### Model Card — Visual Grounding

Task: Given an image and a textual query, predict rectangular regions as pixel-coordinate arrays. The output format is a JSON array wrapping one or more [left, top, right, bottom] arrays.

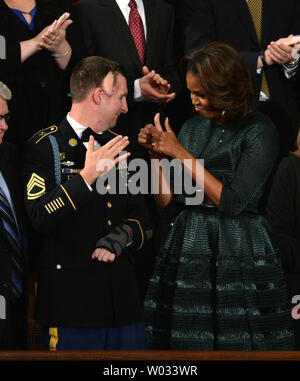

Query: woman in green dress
[[139, 42, 294, 350]]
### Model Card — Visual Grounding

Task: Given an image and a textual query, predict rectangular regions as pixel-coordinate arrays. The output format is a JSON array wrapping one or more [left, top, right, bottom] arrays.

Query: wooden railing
[[0, 350, 299, 361]]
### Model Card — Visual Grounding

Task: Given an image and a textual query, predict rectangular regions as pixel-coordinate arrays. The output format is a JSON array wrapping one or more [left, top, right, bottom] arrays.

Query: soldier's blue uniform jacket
[[23, 118, 153, 328]]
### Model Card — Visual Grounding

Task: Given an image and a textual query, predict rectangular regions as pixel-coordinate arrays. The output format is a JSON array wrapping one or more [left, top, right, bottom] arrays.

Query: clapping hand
[[138, 123, 162, 151], [139, 113, 184, 159], [40, 12, 73, 56], [139, 67, 176, 103], [150, 113, 183, 158], [80, 135, 130, 185], [266, 34, 297, 65]]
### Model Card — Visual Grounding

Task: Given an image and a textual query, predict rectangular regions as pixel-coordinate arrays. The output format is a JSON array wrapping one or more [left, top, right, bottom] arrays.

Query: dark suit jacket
[[0, 142, 29, 348], [181, 0, 300, 134], [23, 119, 153, 327], [70, 0, 181, 157], [266, 155, 300, 348], [0, 0, 72, 145], [266, 155, 300, 298]]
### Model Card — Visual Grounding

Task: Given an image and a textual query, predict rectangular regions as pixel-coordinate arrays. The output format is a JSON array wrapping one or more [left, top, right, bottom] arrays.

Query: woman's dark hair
[[182, 41, 254, 124]]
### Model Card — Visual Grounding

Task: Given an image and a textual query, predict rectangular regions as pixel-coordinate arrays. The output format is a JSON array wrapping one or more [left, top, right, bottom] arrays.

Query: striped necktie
[[247, 0, 270, 97], [0, 185, 23, 300]]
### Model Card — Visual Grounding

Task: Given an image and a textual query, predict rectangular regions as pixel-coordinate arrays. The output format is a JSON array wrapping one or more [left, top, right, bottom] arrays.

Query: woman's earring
[[221, 110, 226, 116]]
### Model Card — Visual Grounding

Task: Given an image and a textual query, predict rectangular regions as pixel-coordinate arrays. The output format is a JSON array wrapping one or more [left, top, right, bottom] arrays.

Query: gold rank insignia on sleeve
[[44, 197, 65, 214], [27, 173, 46, 200]]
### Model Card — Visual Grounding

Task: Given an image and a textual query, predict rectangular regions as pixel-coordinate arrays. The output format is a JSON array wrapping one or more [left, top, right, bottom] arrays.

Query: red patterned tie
[[128, 0, 146, 65]]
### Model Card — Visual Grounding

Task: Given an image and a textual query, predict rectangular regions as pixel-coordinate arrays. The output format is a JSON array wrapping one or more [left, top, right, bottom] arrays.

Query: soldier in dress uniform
[[23, 56, 153, 350]]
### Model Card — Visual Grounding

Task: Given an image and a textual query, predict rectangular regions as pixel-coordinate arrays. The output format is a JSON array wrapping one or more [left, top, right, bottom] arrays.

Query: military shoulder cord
[[48, 135, 61, 185]]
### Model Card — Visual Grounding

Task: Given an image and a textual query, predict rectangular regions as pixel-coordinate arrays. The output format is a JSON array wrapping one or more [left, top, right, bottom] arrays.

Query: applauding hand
[[40, 12, 73, 57], [266, 34, 296, 65], [80, 135, 130, 185], [149, 113, 184, 158], [139, 67, 176, 103]]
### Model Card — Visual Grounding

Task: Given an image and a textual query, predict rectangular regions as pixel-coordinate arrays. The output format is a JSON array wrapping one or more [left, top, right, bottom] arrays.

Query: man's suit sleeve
[[266, 157, 300, 273], [158, 4, 182, 96], [181, 0, 259, 93], [181, 0, 216, 53], [24, 135, 93, 232]]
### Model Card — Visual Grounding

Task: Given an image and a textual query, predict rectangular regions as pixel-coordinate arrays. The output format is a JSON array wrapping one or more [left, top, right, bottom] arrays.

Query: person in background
[[0, 81, 29, 349], [69, 0, 182, 302], [0, 0, 73, 145], [266, 128, 300, 349], [140, 42, 294, 350], [180, 0, 300, 159], [24, 56, 153, 350]]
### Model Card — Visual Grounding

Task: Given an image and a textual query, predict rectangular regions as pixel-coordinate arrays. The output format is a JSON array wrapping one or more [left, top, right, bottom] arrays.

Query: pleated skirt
[[144, 208, 295, 350]]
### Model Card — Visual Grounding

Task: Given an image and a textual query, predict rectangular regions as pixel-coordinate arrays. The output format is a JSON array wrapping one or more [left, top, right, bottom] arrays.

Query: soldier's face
[[100, 73, 128, 130], [0, 97, 8, 145]]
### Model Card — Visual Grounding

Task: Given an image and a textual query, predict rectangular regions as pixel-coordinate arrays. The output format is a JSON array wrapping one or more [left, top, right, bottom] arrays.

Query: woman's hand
[[20, 24, 51, 62], [138, 118, 165, 158], [20, 13, 72, 67], [138, 123, 161, 150], [151, 113, 186, 159], [40, 12, 73, 56]]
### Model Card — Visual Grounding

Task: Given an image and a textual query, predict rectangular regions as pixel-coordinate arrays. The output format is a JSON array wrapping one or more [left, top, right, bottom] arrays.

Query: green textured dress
[[144, 111, 295, 350]]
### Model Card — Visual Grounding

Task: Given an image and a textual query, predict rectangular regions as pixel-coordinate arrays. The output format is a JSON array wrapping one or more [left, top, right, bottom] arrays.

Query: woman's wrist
[[52, 49, 70, 58], [52, 41, 70, 58], [148, 149, 164, 159], [174, 145, 190, 162], [20, 39, 41, 63]]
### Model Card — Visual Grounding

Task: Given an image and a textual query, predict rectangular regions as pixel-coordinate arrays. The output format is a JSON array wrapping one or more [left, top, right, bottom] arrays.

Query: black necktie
[[81, 128, 112, 146]]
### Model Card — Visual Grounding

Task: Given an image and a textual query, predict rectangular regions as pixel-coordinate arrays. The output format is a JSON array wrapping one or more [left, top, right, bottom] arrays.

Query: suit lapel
[[233, 0, 260, 49], [261, 0, 275, 48], [96, 0, 142, 71], [143, 0, 157, 67]]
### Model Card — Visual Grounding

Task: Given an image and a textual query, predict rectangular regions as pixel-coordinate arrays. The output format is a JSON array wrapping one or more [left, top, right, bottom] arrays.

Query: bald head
[[0, 81, 11, 144], [0, 81, 12, 101]]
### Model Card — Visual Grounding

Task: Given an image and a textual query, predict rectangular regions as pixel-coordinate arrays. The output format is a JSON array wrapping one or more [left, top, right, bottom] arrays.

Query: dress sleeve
[[219, 119, 279, 217], [266, 157, 300, 272]]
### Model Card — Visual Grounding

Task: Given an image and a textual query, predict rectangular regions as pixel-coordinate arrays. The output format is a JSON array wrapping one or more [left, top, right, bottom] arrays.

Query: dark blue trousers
[[47, 321, 146, 350]]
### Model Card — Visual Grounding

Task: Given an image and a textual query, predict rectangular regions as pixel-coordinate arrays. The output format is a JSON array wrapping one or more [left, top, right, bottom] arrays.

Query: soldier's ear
[[92, 88, 102, 105]]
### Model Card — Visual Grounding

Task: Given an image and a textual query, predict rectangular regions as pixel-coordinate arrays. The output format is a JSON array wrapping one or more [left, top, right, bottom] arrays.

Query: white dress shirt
[[115, 0, 147, 38], [67, 112, 104, 191], [67, 112, 102, 150]]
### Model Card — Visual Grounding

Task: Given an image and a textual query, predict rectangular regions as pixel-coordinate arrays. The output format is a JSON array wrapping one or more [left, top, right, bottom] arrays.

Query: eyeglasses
[[0, 113, 9, 123]]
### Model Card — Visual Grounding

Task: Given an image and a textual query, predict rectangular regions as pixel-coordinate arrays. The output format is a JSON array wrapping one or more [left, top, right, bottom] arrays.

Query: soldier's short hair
[[70, 56, 126, 103]]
